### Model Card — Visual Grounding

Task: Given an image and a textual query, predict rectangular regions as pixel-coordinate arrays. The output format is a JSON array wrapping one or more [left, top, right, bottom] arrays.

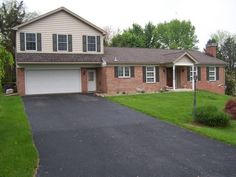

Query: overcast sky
[[6, 0, 236, 50]]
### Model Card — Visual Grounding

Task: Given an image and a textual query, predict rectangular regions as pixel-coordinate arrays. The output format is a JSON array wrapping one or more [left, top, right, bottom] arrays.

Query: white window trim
[[25, 32, 37, 51], [87, 36, 97, 52], [190, 66, 198, 82], [146, 66, 156, 83], [118, 66, 131, 78], [57, 34, 68, 52], [209, 66, 216, 81]]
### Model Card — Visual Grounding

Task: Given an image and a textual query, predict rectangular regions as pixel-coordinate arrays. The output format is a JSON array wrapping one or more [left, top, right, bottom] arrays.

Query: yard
[[0, 95, 38, 177], [108, 91, 236, 146]]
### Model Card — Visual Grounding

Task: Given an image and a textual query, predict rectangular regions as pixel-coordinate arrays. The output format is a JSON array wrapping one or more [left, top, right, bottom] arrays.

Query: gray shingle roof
[[103, 47, 226, 65], [16, 47, 226, 65], [16, 53, 103, 63]]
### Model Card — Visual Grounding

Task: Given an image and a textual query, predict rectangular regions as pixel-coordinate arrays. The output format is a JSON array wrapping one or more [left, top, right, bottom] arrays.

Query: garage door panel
[[25, 69, 81, 95]]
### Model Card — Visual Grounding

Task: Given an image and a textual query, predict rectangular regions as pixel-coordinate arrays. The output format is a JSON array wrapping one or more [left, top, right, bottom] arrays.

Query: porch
[[164, 52, 198, 91]]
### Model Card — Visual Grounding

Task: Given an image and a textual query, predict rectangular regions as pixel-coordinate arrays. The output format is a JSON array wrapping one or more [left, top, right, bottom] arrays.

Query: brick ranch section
[[97, 65, 225, 95]]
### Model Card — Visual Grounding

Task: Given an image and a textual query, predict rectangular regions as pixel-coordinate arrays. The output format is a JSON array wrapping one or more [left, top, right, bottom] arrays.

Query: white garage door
[[25, 69, 81, 95]]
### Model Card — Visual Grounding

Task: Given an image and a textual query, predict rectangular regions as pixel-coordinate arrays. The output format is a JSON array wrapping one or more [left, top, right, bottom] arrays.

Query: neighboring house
[[13, 7, 226, 96]]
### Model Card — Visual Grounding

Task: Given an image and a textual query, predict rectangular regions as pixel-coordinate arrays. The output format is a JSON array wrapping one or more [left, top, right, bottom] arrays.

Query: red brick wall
[[16, 68, 25, 96], [104, 66, 163, 94], [196, 65, 225, 94], [184, 65, 225, 94], [97, 67, 107, 93], [81, 68, 88, 93], [102, 65, 225, 95]]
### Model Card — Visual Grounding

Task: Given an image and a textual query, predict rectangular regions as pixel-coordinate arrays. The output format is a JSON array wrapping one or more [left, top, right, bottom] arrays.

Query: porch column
[[173, 65, 176, 90], [192, 65, 195, 90]]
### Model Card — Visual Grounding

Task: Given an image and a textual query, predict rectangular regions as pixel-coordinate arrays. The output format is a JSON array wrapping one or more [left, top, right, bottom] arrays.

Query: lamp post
[[193, 73, 198, 119]]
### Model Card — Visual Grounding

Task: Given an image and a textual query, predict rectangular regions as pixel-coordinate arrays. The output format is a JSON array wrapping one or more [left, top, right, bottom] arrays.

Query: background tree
[[111, 23, 145, 48], [210, 31, 236, 95], [110, 19, 198, 49], [156, 19, 198, 49], [0, 0, 39, 83], [103, 26, 119, 47], [0, 44, 14, 90]]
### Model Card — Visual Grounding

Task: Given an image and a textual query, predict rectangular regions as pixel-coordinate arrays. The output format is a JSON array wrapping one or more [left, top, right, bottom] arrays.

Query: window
[[87, 36, 96, 51], [190, 67, 198, 81], [58, 35, 68, 51], [118, 66, 130, 78], [146, 66, 155, 83], [209, 66, 216, 81], [26, 33, 36, 50]]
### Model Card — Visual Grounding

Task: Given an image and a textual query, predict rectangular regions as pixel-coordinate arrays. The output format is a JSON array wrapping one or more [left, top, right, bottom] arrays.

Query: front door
[[166, 68, 173, 87], [87, 70, 96, 92]]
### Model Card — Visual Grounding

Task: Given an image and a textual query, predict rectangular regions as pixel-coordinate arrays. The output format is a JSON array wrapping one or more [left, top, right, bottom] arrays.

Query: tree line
[[106, 20, 199, 50]]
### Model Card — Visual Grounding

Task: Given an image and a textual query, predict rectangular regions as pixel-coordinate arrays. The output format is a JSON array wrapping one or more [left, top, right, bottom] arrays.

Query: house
[[13, 7, 226, 96]]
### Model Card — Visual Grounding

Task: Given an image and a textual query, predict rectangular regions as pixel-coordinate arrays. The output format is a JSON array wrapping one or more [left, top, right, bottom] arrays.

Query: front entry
[[87, 70, 96, 92]]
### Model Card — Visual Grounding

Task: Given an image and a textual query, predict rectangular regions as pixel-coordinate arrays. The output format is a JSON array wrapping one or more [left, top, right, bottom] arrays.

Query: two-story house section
[[14, 7, 226, 96], [14, 7, 106, 95]]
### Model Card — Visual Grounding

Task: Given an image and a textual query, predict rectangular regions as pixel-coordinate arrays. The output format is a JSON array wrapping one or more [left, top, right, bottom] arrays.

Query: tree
[[210, 31, 236, 95], [103, 26, 119, 47], [156, 19, 198, 49], [0, 0, 39, 83], [110, 20, 198, 50], [0, 45, 14, 89], [111, 23, 146, 48]]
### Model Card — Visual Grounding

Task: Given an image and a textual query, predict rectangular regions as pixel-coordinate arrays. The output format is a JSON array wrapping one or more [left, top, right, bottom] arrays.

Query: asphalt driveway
[[23, 94, 236, 177]]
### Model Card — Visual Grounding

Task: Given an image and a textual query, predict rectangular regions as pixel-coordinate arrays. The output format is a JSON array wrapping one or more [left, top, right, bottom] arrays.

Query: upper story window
[[20, 32, 41, 51], [52, 34, 72, 52], [87, 36, 96, 51], [208, 66, 216, 81], [58, 35, 68, 51], [82, 35, 101, 53], [146, 66, 156, 83], [118, 66, 130, 78], [26, 33, 36, 50]]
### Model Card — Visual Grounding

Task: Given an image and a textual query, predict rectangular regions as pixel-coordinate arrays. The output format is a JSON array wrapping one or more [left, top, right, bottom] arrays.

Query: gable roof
[[12, 7, 106, 35], [103, 47, 226, 65]]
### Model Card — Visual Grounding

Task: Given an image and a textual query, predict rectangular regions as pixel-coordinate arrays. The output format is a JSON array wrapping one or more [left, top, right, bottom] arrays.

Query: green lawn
[[0, 95, 38, 177], [108, 91, 236, 146]]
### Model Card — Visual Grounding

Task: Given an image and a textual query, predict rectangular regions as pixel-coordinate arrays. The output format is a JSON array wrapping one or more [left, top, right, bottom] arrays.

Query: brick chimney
[[205, 41, 217, 57]]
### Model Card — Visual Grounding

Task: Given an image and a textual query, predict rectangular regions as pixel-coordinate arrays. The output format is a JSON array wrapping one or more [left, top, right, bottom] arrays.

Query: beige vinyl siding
[[16, 11, 104, 54]]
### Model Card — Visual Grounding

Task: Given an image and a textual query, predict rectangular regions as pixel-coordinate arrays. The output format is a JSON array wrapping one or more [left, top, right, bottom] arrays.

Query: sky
[[5, 0, 236, 51]]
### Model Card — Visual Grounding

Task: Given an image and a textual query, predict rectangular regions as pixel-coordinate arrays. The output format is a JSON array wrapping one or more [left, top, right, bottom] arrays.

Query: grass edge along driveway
[[108, 91, 236, 146], [0, 95, 38, 177]]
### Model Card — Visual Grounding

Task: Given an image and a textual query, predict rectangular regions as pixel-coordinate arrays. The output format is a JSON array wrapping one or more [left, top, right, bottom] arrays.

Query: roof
[[16, 53, 103, 63], [16, 47, 226, 65], [12, 7, 106, 35], [103, 47, 226, 65]]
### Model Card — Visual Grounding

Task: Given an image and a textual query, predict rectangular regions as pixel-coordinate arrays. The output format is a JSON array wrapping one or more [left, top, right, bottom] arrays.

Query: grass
[[108, 91, 236, 146], [0, 95, 38, 177]]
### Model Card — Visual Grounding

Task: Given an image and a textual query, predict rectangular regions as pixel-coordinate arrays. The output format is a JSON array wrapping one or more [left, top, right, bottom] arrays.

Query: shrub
[[194, 106, 230, 127], [225, 99, 236, 120], [225, 73, 236, 95]]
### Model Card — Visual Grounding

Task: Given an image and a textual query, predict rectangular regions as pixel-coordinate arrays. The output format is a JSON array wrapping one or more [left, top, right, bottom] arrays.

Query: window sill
[[118, 77, 131, 79], [146, 82, 157, 84]]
